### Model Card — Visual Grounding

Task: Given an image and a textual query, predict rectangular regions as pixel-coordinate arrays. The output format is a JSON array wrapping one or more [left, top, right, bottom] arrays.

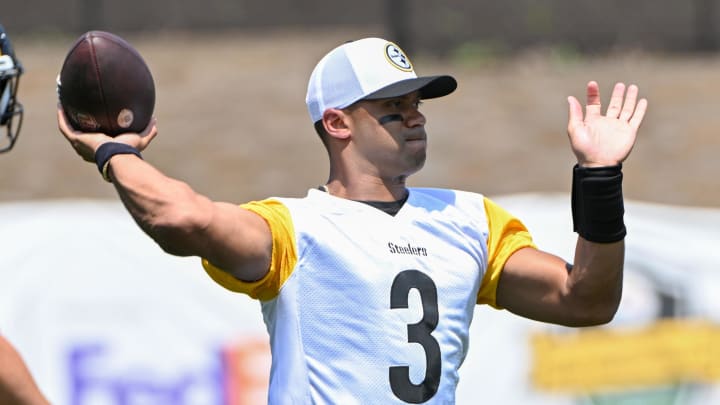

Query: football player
[[0, 24, 50, 405], [58, 37, 647, 403], [0, 23, 23, 153]]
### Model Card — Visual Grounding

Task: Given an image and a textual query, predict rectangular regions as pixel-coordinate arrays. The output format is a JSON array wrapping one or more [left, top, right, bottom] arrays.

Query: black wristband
[[571, 164, 626, 243], [94, 142, 142, 182]]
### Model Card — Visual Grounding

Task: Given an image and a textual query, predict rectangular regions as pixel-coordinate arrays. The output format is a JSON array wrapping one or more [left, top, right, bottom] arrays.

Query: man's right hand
[[57, 104, 158, 163]]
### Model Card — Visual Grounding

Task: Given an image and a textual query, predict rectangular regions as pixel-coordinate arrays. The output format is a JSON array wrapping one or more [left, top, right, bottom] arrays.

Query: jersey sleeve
[[477, 197, 537, 308], [201, 199, 298, 301]]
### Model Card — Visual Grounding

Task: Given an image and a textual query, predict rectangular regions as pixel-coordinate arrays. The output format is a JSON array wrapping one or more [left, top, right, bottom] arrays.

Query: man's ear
[[322, 108, 351, 140]]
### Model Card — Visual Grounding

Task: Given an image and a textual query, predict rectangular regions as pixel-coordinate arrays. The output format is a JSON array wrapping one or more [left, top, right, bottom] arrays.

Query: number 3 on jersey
[[389, 269, 441, 403]]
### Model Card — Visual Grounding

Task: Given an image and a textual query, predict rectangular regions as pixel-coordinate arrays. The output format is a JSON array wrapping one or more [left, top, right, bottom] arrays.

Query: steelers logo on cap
[[384, 42, 413, 72]]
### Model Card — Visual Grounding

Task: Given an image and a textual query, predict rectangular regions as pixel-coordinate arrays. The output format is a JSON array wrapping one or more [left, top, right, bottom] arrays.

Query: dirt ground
[[1, 28, 719, 208]]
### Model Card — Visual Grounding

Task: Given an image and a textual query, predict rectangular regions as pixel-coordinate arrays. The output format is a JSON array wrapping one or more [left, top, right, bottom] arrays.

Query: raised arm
[[57, 106, 272, 282], [496, 81, 648, 327]]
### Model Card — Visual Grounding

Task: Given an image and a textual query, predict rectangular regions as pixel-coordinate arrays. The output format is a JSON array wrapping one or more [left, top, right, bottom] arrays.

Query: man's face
[[344, 91, 428, 180]]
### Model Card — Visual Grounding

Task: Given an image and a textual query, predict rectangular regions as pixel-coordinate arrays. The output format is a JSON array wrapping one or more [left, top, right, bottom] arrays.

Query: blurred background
[[1, 1, 719, 405], [2, 0, 720, 205]]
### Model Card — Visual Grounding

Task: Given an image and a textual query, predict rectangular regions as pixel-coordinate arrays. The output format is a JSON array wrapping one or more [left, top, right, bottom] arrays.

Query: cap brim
[[363, 75, 457, 100]]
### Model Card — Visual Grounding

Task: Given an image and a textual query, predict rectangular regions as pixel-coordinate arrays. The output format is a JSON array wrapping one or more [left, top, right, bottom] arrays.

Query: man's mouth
[[405, 133, 426, 142]]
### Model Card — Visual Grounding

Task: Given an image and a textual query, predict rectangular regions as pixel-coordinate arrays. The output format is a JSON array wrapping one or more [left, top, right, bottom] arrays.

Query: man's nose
[[404, 108, 426, 127]]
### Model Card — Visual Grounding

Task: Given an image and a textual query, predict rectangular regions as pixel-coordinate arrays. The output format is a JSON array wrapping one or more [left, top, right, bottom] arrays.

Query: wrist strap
[[571, 164, 626, 243], [94, 142, 142, 182]]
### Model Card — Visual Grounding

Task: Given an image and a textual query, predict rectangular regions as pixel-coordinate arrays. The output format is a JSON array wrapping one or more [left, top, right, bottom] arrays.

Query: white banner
[[1, 195, 719, 405]]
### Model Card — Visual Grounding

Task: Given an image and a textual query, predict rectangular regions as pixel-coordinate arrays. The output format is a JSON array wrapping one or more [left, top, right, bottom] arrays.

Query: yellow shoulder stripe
[[478, 197, 536, 308], [202, 199, 297, 301]]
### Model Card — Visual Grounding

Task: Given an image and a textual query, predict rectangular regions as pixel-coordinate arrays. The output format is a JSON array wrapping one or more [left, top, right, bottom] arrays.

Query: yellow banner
[[530, 318, 720, 393]]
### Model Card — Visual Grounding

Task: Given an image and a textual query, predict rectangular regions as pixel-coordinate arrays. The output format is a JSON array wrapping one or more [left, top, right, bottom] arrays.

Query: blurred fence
[[4, 0, 720, 54]]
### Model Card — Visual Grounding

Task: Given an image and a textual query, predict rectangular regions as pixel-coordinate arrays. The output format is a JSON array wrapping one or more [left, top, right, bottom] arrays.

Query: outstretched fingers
[[618, 84, 639, 121], [628, 97, 648, 130], [605, 82, 627, 118], [582, 81, 647, 129], [584, 81, 602, 118]]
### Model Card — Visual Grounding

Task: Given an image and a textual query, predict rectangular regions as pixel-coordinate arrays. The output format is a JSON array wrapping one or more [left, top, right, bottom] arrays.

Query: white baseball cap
[[305, 37, 457, 123]]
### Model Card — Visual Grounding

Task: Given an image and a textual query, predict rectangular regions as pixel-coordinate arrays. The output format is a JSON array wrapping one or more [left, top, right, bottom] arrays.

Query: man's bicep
[[202, 201, 273, 282], [479, 196, 536, 307], [495, 247, 573, 323]]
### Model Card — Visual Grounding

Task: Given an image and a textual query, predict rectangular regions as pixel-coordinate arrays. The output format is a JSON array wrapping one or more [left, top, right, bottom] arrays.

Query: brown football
[[58, 31, 155, 136]]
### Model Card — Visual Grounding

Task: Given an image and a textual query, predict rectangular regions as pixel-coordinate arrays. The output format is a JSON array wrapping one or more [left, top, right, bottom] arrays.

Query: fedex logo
[[66, 338, 269, 405]]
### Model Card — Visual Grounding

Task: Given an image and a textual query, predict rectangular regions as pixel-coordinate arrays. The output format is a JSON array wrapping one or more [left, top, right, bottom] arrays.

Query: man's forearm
[[108, 154, 213, 257], [567, 238, 625, 324]]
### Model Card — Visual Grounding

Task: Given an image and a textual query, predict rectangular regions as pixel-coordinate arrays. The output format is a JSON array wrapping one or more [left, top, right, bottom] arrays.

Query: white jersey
[[203, 187, 534, 404]]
